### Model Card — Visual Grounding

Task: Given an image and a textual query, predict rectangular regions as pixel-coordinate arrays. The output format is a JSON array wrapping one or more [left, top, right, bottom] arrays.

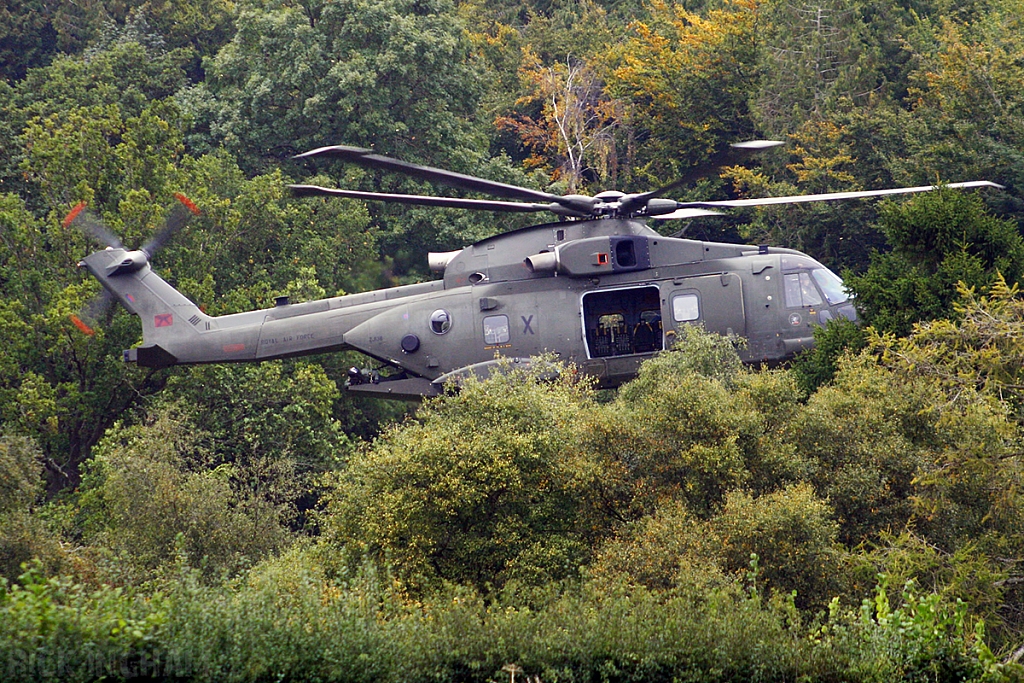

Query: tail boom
[[78, 248, 445, 368]]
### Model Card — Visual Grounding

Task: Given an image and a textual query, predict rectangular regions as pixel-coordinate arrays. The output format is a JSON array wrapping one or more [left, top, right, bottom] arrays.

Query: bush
[[321, 361, 608, 590], [74, 408, 295, 581], [589, 484, 842, 609], [0, 437, 64, 581], [2, 553, 1017, 683]]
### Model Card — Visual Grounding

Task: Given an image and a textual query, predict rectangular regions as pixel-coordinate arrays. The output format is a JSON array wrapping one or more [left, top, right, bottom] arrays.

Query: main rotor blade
[[289, 184, 561, 213], [294, 146, 596, 215], [676, 181, 1004, 210], [618, 140, 785, 215], [652, 208, 726, 220]]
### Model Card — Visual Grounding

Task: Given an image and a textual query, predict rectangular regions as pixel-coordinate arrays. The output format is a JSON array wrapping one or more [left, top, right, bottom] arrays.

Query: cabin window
[[783, 272, 823, 308], [483, 315, 510, 344], [582, 286, 663, 358], [672, 293, 699, 322], [430, 309, 452, 335]]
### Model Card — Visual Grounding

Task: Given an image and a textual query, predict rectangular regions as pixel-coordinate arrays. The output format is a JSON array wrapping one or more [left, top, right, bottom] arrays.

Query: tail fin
[[78, 247, 211, 367]]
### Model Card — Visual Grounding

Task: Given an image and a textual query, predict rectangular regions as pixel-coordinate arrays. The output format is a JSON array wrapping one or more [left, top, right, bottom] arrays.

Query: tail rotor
[[65, 194, 201, 336]]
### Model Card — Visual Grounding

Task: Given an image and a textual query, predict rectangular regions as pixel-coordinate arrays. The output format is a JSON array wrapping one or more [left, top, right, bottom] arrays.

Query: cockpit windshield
[[811, 268, 849, 305]]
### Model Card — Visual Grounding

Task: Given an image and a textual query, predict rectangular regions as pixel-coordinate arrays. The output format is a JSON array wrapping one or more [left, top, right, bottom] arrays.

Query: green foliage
[[1, 36, 192, 174], [791, 317, 869, 393], [590, 483, 842, 609], [4, 0, 1024, 669], [0, 562, 170, 683], [0, 437, 66, 581], [710, 484, 841, 607], [0, 436, 43, 514], [602, 0, 761, 185], [851, 532, 1010, 644], [322, 362, 604, 590], [0, 0, 60, 82], [321, 330, 828, 600], [73, 406, 296, 581], [754, 0, 901, 136], [587, 500, 728, 592], [1, 98, 376, 491], [608, 356, 755, 516], [862, 286, 1024, 642], [848, 188, 1024, 336], [0, 512, 66, 585], [652, 322, 747, 387], [164, 158, 377, 309], [1, 554, 1015, 683], [165, 361, 351, 472], [607, 328, 807, 514], [788, 356, 935, 545], [194, 0, 484, 170]]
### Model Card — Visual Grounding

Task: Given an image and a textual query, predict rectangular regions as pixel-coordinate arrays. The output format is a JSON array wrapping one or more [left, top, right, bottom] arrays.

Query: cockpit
[[779, 255, 857, 323]]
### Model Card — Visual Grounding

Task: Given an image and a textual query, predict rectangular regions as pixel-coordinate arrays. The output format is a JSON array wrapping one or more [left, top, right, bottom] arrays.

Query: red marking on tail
[[63, 202, 87, 229], [70, 315, 94, 336], [173, 193, 201, 215]]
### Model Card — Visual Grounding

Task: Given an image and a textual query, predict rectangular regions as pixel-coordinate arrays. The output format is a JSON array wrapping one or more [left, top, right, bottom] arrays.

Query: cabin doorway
[[582, 286, 663, 358]]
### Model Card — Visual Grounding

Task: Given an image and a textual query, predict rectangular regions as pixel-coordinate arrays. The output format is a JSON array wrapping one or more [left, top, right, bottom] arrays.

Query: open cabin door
[[582, 286, 664, 359], [580, 285, 664, 386]]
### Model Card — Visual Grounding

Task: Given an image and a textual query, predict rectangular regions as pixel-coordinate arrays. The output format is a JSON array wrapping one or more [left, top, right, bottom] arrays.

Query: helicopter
[[73, 140, 1002, 400]]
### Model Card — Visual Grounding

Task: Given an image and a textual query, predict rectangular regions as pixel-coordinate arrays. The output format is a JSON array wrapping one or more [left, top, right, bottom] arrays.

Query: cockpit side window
[[783, 272, 823, 308]]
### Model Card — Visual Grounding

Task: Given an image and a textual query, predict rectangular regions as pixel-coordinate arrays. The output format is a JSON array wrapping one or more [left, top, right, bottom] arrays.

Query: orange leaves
[[497, 51, 622, 191]]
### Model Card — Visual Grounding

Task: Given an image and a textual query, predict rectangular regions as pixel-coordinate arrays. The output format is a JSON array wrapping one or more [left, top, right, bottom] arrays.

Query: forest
[[2, 0, 1024, 680]]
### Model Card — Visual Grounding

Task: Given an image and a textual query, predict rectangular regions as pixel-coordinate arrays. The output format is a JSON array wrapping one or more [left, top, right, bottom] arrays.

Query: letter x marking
[[522, 315, 535, 334]]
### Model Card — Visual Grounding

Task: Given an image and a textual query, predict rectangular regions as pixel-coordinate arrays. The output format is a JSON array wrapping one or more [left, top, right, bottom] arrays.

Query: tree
[[591, 484, 842, 609], [846, 188, 1023, 336], [2, 84, 378, 494], [496, 54, 621, 190], [0, 436, 64, 580], [754, 0, 894, 135], [321, 362, 611, 590], [0, 185, 168, 494], [74, 407, 297, 580], [192, 0, 485, 171], [603, 0, 761, 186], [897, 0, 1024, 194], [0, 0, 60, 83], [0, 38, 192, 202]]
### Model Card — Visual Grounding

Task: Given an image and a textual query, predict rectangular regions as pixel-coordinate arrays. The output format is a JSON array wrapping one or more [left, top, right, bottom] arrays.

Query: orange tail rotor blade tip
[[173, 193, 201, 215], [63, 202, 87, 229], [70, 315, 95, 336]]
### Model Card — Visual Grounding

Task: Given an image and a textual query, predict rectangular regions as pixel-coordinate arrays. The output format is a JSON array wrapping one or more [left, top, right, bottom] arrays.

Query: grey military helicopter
[[72, 141, 1001, 399]]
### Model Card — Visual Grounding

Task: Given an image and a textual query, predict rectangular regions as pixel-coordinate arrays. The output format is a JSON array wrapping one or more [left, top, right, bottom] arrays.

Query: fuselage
[[81, 217, 855, 399]]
